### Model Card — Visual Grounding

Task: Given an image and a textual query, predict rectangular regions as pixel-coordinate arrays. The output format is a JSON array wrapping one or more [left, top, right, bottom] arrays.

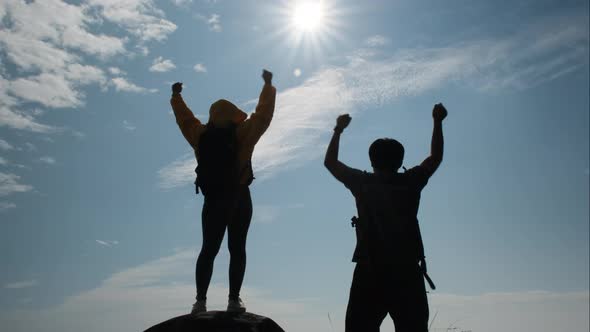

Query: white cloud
[[111, 77, 157, 93], [157, 153, 195, 189], [0, 249, 586, 332], [122, 120, 137, 131], [0, 201, 17, 211], [87, 0, 177, 42], [136, 45, 150, 56], [0, 0, 126, 70], [8, 71, 99, 109], [0, 76, 57, 133], [0, 35, 79, 73], [3, 280, 39, 289], [107, 67, 125, 76], [158, 12, 589, 187], [24, 143, 36, 152], [0, 249, 309, 332], [149, 56, 176, 72], [0, 172, 33, 196], [253, 205, 280, 224], [366, 35, 389, 47], [193, 63, 208, 73], [207, 14, 222, 32], [95, 240, 119, 247], [39, 156, 56, 165], [0, 139, 14, 151], [0, 0, 175, 134], [196, 13, 222, 32], [425, 291, 589, 332], [170, 0, 193, 7]]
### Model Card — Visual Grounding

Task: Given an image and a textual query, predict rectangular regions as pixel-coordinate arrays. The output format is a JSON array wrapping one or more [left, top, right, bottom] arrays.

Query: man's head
[[369, 138, 405, 172]]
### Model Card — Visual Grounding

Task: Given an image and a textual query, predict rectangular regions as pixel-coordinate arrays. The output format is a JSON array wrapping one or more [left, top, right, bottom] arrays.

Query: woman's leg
[[196, 195, 229, 301], [227, 186, 253, 299]]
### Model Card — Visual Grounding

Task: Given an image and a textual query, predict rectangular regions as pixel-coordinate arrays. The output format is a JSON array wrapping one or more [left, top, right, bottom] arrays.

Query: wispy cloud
[[0, 249, 587, 332], [95, 240, 119, 247], [158, 12, 589, 188], [0, 77, 57, 133], [0, 250, 309, 331], [122, 120, 137, 131], [39, 156, 56, 165], [3, 280, 39, 289], [111, 77, 157, 93], [87, 0, 177, 42], [8, 68, 106, 108], [0, 172, 33, 196], [24, 143, 37, 152], [196, 13, 222, 32], [149, 56, 176, 72], [365, 35, 389, 47], [107, 67, 125, 76], [170, 0, 193, 7], [253, 205, 280, 224], [0, 201, 17, 211], [427, 291, 589, 332], [157, 153, 195, 189], [193, 63, 208, 73], [0, 139, 15, 151]]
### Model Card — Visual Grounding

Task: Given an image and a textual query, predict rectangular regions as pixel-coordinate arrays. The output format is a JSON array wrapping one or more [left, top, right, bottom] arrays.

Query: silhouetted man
[[324, 104, 448, 332], [170, 70, 276, 314]]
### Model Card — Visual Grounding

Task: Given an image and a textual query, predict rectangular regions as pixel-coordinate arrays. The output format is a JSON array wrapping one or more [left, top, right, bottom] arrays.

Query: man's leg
[[227, 186, 253, 300], [345, 263, 388, 332], [389, 266, 429, 332], [196, 195, 229, 301]]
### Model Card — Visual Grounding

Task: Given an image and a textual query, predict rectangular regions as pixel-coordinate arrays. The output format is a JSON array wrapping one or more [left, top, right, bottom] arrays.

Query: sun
[[268, 0, 345, 63], [292, 2, 324, 32]]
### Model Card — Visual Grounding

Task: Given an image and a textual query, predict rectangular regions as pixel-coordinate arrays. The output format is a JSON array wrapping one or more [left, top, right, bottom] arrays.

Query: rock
[[144, 311, 286, 332]]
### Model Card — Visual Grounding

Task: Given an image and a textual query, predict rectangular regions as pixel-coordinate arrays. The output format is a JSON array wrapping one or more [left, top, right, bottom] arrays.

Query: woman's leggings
[[196, 186, 252, 301]]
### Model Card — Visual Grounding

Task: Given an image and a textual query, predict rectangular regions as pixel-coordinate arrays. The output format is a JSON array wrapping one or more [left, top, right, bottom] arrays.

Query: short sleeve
[[405, 165, 431, 190], [338, 166, 366, 195]]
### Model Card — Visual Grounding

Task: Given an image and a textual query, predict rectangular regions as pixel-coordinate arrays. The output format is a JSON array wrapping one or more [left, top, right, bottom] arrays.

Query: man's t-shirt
[[338, 166, 431, 264]]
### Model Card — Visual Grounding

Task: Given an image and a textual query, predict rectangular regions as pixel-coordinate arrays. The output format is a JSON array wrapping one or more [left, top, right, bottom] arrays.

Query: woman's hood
[[208, 99, 247, 126]]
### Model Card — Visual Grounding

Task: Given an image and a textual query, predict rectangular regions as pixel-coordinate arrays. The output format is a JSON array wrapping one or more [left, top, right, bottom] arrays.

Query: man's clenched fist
[[433, 103, 448, 122], [172, 82, 183, 95], [336, 114, 352, 132], [262, 70, 273, 85]]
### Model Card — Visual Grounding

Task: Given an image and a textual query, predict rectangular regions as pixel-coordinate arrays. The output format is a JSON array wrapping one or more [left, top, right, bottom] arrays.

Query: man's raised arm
[[324, 114, 354, 183], [170, 82, 206, 149], [420, 103, 448, 176]]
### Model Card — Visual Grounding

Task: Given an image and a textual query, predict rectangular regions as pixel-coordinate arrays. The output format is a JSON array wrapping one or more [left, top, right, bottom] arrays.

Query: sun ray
[[245, 0, 352, 74]]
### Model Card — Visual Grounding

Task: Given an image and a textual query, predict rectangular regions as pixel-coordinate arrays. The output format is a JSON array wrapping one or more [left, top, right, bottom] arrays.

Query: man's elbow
[[323, 159, 331, 169], [431, 155, 443, 168], [324, 158, 336, 171], [428, 155, 443, 173]]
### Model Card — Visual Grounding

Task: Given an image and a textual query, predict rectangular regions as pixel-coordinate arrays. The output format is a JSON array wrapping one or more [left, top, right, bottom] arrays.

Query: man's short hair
[[369, 138, 405, 171]]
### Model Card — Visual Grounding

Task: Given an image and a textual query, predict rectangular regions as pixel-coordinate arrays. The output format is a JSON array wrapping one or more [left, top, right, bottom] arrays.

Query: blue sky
[[0, 0, 588, 331]]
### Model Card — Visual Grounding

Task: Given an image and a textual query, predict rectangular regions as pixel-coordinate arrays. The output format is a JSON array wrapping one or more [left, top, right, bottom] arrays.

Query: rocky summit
[[145, 311, 286, 332]]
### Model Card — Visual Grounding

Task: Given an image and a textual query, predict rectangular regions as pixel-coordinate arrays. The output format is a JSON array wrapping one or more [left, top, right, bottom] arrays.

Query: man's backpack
[[352, 171, 436, 289], [195, 123, 240, 196]]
